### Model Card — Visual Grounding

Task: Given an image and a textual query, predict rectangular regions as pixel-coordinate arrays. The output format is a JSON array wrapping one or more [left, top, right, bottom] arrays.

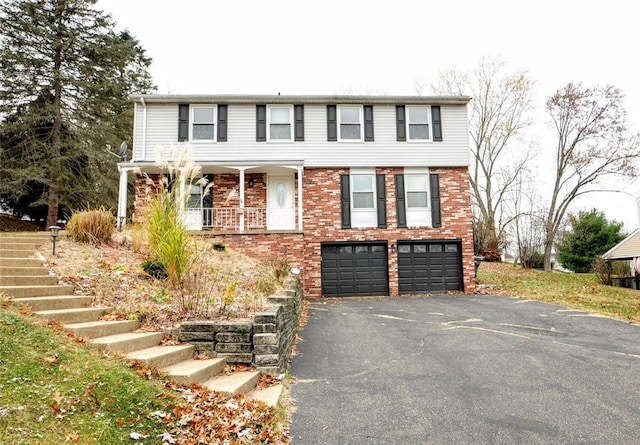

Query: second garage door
[[398, 240, 463, 294], [321, 243, 389, 297]]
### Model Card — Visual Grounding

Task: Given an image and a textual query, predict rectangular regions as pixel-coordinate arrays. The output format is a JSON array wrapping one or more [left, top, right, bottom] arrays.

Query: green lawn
[[477, 262, 640, 323], [0, 304, 289, 445]]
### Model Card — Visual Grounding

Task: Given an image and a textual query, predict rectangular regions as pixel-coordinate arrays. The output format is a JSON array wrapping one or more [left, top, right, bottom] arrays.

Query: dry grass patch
[[39, 229, 289, 331]]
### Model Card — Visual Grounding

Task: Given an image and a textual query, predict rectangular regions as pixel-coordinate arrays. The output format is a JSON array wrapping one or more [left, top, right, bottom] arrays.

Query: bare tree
[[431, 55, 535, 254], [506, 170, 546, 268], [543, 82, 640, 271]]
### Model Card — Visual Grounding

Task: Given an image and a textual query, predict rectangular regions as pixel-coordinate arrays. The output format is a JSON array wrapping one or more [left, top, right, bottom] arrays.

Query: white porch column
[[297, 166, 303, 231], [177, 167, 187, 225], [238, 168, 246, 232], [117, 166, 129, 230]]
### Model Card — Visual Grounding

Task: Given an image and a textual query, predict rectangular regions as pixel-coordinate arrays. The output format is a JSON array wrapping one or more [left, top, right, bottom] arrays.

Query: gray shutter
[[432, 105, 442, 142], [376, 174, 386, 228], [430, 173, 441, 227], [256, 104, 266, 142], [294, 104, 304, 141], [178, 104, 189, 141], [364, 105, 374, 141], [340, 174, 351, 229], [327, 105, 337, 141], [217, 104, 227, 142], [395, 174, 406, 228], [396, 105, 406, 141]]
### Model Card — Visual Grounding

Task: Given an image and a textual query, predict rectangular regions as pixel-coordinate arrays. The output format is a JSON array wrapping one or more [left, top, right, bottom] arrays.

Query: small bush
[[592, 256, 612, 285], [142, 259, 168, 280], [66, 208, 116, 244]]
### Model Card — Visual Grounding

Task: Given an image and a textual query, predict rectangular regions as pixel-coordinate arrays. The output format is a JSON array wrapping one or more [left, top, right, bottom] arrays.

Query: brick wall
[[302, 167, 475, 298]]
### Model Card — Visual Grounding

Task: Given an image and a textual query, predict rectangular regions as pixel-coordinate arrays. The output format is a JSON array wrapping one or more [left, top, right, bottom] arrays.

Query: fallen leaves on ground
[[163, 382, 290, 445]]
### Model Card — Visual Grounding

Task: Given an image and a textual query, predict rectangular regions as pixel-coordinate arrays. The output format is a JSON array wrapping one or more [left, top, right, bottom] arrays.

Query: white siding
[[133, 102, 470, 167]]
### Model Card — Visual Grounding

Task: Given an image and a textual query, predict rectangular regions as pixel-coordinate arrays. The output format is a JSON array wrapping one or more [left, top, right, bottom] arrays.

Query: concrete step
[[0, 258, 43, 268], [0, 284, 75, 298], [0, 249, 39, 258], [126, 344, 196, 370], [0, 242, 41, 251], [204, 371, 261, 397], [247, 384, 284, 408], [0, 233, 51, 240], [0, 275, 58, 286], [0, 266, 49, 276], [11, 295, 93, 311], [66, 319, 141, 340], [91, 331, 165, 353], [160, 357, 227, 386], [35, 306, 111, 324]]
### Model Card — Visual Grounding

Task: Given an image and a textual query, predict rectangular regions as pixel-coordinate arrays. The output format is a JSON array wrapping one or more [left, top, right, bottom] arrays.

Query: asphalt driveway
[[289, 295, 640, 444]]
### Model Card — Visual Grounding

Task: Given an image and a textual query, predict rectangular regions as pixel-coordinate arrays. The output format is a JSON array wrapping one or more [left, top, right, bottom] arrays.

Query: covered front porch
[[117, 160, 304, 233]]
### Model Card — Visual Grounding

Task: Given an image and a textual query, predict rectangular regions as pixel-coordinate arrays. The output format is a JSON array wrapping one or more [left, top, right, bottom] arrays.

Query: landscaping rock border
[[178, 277, 303, 375]]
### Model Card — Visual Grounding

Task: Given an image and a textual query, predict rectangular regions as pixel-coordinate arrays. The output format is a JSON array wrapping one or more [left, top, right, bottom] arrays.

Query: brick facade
[[301, 167, 475, 298], [132, 165, 475, 299]]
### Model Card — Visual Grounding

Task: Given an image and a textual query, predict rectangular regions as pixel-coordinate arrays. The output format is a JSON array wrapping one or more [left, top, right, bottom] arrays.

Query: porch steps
[[0, 232, 282, 407]]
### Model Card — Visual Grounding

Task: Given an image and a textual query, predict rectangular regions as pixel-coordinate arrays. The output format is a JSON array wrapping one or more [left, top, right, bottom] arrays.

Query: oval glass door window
[[276, 183, 286, 208]]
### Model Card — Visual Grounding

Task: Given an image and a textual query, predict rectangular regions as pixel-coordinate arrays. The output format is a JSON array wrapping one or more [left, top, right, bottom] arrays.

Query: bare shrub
[[66, 208, 115, 244]]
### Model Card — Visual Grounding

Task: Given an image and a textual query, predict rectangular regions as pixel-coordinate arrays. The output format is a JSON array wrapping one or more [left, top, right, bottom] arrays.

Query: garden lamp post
[[48, 225, 61, 256]]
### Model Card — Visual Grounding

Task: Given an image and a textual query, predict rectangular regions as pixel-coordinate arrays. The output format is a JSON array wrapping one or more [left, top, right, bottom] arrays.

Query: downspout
[[297, 166, 303, 231]]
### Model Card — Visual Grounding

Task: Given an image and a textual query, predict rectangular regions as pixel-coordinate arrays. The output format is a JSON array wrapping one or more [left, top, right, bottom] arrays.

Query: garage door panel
[[398, 241, 462, 294], [322, 243, 389, 297]]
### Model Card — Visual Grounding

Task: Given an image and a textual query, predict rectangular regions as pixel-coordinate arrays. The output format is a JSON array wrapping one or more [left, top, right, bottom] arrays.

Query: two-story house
[[116, 94, 475, 298]]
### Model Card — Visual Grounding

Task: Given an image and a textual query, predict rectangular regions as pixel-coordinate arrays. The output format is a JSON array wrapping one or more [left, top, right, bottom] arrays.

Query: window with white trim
[[405, 169, 431, 227], [191, 106, 216, 141], [339, 106, 363, 141], [407, 106, 431, 141], [268, 105, 293, 141], [351, 170, 376, 227]]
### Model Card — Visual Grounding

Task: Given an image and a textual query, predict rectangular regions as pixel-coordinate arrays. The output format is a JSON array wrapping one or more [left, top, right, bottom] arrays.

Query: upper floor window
[[191, 106, 216, 141], [268, 106, 293, 141], [396, 105, 442, 142], [407, 106, 430, 141], [339, 106, 363, 141]]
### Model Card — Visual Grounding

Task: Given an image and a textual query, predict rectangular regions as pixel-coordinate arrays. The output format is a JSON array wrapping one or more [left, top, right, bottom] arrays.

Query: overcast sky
[[97, 0, 640, 230]]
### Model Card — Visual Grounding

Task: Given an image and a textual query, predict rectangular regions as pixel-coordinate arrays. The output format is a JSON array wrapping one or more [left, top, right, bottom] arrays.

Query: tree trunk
[[46, 186, 59, 228]]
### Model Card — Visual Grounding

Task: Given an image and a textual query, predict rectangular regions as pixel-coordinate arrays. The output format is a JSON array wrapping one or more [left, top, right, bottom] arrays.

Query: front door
[[267, 175, 295, 230]]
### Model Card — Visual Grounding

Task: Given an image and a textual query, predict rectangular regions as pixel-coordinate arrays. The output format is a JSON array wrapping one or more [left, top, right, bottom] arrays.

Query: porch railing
[[202, 207, 266, 230]]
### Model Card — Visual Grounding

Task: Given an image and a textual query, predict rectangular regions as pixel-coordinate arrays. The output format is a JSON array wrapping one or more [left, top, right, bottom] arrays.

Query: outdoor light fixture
[[390, 243, 396, 253], [119, 216, 125, 231], [248, 178, 255, 188], [48, 225, 61, 256]]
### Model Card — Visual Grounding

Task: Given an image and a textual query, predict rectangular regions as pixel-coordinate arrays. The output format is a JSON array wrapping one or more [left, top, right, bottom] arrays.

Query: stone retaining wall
[[178, 278, 303, 375]]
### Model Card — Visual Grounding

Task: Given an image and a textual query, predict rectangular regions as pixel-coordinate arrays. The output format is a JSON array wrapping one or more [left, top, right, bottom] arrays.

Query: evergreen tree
[[556, 209, 625, 273], [0, 0, 154, 226]]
